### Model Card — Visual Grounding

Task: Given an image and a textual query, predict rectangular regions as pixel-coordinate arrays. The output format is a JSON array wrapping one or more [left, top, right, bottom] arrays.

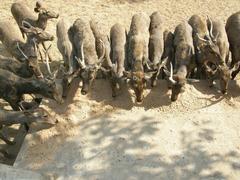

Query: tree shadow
[[190, 80, 240, 109], [190, 80, 222, 97], [191, 79, 240, 98], [15, 111, 240, 179]]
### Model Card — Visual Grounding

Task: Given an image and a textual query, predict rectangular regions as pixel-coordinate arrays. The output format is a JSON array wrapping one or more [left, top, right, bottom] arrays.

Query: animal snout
[[81, 89, 88, 95], [221, 89, 227, 94], [136, 95, 143, 103], [136, 99, 143, 104], [171, 95, 178, 102]]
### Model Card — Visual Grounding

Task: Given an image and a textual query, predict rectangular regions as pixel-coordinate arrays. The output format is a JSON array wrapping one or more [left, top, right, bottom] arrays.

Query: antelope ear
[[144, 71, 156, 80], [123, 71, 131, 79], [34, 7, 40, 13], [34, 1, 43, 12], [145, 59, 154, 71], [100, 67, 111, 74], [50, 70, 58, 79], [231, 61, 240, 72], [44, 77, 53, 84], [36, 1, 43, 8]]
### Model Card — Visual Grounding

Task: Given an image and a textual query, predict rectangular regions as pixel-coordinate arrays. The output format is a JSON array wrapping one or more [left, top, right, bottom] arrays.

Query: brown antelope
[[0, 66, 63, 111], [90, 20, 112, 70], [226, 11, 240, 80], [124, 13, 163, 103], [57, 18, 74, 74], [0, 21, 54, 78], [69, 18, 105, 95], [188, 15, 219, 79], [164, 21, 195, 101], [148, 11, 165, 87], [204, 17, 239, 94], [109, 23, 127, 97], [11, 1, 58, 61]]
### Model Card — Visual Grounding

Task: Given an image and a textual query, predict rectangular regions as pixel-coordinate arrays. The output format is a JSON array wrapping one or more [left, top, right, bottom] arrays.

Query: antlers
[[197, 16, 219, 43], [97, 39, 106, 67], [75, 39, 106, 69], [17, 42, 28, 59], [169, 62, 177, 84], [75, 41, 86, 69], [207, 16, 219, 42], [44, 44, 53, 76]]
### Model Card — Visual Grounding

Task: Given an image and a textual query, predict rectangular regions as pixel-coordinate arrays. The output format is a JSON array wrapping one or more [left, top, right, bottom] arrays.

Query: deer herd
[[0, 1, 240, 158]]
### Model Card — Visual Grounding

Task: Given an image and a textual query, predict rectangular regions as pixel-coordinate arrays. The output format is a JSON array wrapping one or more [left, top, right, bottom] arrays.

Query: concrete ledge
[[0, 164, 48, 180]]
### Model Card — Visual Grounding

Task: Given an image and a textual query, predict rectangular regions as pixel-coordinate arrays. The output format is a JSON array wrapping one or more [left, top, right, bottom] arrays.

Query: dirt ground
[[1, 0, 240, 179]]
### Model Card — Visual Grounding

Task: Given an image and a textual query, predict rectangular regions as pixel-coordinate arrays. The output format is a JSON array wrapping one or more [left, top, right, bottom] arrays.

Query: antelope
[[124, 13, 159, 103], [204, 17, 239, 94], [164, 21, 195, 101], [226, 11, 240, 80], [188, 15, 221, 79], [161, 30, 175, 80], [162, 30, 175, 67], [109, 23, 127, 97], [11, 1, 59, 36], [0, 55, 35, 78], [0, 21, 54, 78], [69, 18, 105, 95], [57, 18, 74, 74], [148, 11, 165, 87], [90, 20, 112, 70], [11, 1, 58, 61], [0, 68, 63, 111]]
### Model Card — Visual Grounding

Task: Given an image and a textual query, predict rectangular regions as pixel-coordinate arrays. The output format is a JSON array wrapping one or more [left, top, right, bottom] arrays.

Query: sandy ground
[[1, 0, 240, 179], [15, 79, 240, 179]]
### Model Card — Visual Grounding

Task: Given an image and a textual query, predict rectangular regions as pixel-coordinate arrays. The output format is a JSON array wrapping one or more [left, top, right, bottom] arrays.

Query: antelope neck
[[17, 79, 46, 95]]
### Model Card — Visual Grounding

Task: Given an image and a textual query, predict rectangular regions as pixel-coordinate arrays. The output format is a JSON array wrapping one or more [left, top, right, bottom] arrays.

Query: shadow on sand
[[15, 110, 240, 179]]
